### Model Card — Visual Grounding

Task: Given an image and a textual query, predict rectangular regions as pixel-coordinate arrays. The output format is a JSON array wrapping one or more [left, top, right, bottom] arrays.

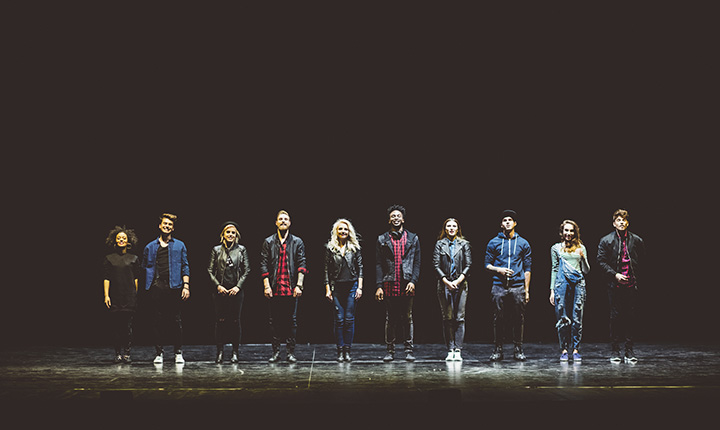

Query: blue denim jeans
[[332, 281, 358, 347], [554, 258, 586, 352], [437, 281, 468, 351]]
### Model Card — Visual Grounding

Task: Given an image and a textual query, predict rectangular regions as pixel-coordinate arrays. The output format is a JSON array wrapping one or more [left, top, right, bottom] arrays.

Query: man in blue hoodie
[[484, 209, 532, 361]]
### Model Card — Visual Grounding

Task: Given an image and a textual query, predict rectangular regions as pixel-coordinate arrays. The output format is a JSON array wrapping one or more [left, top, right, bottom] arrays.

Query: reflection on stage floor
[[2, 342, 718, 423]]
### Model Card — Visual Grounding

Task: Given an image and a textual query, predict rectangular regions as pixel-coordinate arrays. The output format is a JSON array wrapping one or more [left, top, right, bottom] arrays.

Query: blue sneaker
[[560, 351, 569, 362], [573, 352, 582, 362]]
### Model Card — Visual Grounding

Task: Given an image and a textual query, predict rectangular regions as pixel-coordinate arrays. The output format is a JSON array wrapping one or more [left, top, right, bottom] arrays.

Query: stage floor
[[2, 342, 718, 423]]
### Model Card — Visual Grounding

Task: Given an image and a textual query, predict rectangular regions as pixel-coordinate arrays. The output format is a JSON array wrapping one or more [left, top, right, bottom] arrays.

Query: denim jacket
[[141, 237, 190, 290]]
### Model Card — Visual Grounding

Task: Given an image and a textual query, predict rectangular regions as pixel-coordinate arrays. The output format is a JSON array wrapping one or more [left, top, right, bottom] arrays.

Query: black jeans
[[268, 295, 298, 351], [384, 295, 414, 353], [149, 279, 183, 354], [213, 290, 244, 351], [608, 287, 638, 350], [491, 285, 526, 347], [109, 310, 134, 355]]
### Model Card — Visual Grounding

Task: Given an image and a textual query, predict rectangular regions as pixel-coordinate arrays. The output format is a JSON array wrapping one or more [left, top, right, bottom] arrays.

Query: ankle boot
[[343, 345, 352, 362], [336, 346, 345, 362]]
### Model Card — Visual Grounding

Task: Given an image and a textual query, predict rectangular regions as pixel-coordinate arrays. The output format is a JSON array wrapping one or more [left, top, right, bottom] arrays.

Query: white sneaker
[[454, 349, 462, 361], [153, 353, 163, 364], [445, 351, 455, 361], [175, 352, 185, 364]]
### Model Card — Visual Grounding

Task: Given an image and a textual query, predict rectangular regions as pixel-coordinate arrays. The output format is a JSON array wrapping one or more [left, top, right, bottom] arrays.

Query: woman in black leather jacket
[[324, 218, 363, 362], [432, 218, 472, 361], [207, 221, 250, 363]]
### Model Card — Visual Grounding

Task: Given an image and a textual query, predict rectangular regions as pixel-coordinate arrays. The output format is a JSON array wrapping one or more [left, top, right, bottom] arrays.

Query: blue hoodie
[[484, 232, 532, 288]]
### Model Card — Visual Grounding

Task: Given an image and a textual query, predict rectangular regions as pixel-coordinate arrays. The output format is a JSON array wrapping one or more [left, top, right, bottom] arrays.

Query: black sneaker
[[624, 348, 637, 363]]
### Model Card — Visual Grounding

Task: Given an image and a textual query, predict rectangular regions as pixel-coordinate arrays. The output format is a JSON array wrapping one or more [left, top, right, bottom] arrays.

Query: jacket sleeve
[[411, 237, 421, 285], [295, 238, 308, 275], [235, 247, 250, 290], [375, 238, 384, 288], [596, 237, 616, 279], [484, 240, 496, 270], [260, 239, 270, 279], [550, 245, 559, 290], [522, 242, 532, 274], [207, 247, 221, 287], [356, 249, 364, 280], [180, 242, 190, 278], [433, 241, 446, 280], [462, 241, 472, 278], [323, 245, 331, 286]]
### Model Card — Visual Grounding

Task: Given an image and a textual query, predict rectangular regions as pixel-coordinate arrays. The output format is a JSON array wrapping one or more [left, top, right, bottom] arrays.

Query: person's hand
[[405, 283, 415, 294], [217, 285, 228, 295], [375, 287, 384, 301], [104, 296, 111, 308], [181, 287, 190, 301], [497, 267, 514, 277], [549, 289, 555, 306], [355, 288, 363, 300], [264, 285, 273, 298], [228, 287, 240, 296], [525, 290, 530, 304], [615, 273, 629, 283], [325, 285, 333, 303], [443, 278, 457, 291], [293, 286, 303, 298]]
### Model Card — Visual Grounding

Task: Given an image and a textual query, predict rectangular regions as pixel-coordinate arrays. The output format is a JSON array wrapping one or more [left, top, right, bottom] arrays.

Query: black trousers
[[384, 295, 414, 353], [213, 290, 244, 350], [268, 295, 298, 351], [149, 279, 183, 354], [491, 285, 526, 347], [608, 287, 638, 350], [109, 310, 134, 355]]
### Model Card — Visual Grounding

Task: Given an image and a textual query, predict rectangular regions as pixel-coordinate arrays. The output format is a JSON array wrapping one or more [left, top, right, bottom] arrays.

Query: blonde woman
[[550, 220, 590, 362], [324, 219, 363, 362]]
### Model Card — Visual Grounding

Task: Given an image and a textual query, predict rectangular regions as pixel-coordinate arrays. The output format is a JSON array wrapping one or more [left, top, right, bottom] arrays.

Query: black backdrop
[[3, 4, 716, 349]]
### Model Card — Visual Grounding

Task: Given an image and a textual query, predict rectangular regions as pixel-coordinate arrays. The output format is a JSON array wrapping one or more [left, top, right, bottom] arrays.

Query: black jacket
[[375, 230, 421, 287], [260, 233, 308, 289], [323, 244, 363, 290], [597, 230, 645, 289], [432, 237, 472, 283], [207, 243, 250, 292]]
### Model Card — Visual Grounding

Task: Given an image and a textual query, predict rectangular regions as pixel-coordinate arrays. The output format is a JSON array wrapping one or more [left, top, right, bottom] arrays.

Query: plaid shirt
[[384, 231, 412, 297], [274, 241, 293, 296]]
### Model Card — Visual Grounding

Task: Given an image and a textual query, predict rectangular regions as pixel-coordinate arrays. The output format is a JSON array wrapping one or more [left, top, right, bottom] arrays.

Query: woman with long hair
[[324, 218, 363, 362], [207, 221, 250, 364], [103, 225, 140, 363], [550, 220, 590, 362], [432, 218, 472, 361]]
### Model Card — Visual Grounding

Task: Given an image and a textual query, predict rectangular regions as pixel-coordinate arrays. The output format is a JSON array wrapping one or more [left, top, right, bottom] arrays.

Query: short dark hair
[[387, 204, 406, 219]]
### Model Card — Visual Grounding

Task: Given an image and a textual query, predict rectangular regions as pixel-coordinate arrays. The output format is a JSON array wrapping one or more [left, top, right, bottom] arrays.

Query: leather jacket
[[207, 242, 250, 292], [260, 232, 308, 289], [323, 244, 364, 290], [597, 230, 645, 289], [432, 237, 472, 283], [375, 230, 421, 287]]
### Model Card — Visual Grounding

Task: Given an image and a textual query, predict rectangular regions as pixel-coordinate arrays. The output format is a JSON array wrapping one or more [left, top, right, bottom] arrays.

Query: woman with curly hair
[[324, 218, 363, 362], [549, 220, 590, 362], [103, 225, 140, 363]]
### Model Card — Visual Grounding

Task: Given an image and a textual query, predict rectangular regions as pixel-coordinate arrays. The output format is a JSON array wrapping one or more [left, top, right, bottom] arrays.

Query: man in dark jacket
[[260, 210, 308, 363], [597, 209, 646, 363], [375, 205, 421, 362]]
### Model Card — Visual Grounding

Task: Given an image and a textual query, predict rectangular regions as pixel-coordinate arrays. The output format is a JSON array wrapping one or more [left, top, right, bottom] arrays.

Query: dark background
[[3, 4, 716, 349]]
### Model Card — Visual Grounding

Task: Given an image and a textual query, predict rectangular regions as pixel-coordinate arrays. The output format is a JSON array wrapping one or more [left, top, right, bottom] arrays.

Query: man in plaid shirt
[[261, 210, 307, 363], [375, 205, 421, 362]]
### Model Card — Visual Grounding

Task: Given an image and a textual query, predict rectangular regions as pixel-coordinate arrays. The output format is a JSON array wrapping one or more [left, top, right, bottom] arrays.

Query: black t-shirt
[[156, 245, 170, 282]]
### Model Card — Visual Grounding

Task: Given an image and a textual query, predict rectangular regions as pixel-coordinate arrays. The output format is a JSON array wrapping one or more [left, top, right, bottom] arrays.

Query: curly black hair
[[105, 225, 139, 249], [386, 204, 406, 219]]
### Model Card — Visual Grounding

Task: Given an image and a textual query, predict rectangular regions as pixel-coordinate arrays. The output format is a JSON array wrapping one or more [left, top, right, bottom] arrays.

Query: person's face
[[389, 210, 404, 229], [223, 226, 238, 243], [159, 218, 175, 235], [276, 214, 291, 231], [562, 223, 576, 242], [613, 216, 628, 232], [445, 220, 458, 238], [336, 223, 349, 241], [501, 217, 516, 232], [116, 232, 128, 248]]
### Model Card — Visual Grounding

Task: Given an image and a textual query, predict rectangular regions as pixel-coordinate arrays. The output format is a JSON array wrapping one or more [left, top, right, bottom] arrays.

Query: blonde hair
[[559, 219, 583, 253], [220, 224, 240, 244], [328, 218, 361, 254]]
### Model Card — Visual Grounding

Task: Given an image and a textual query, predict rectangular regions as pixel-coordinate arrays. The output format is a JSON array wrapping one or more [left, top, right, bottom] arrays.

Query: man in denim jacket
[[142, 213, 190, 364]]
